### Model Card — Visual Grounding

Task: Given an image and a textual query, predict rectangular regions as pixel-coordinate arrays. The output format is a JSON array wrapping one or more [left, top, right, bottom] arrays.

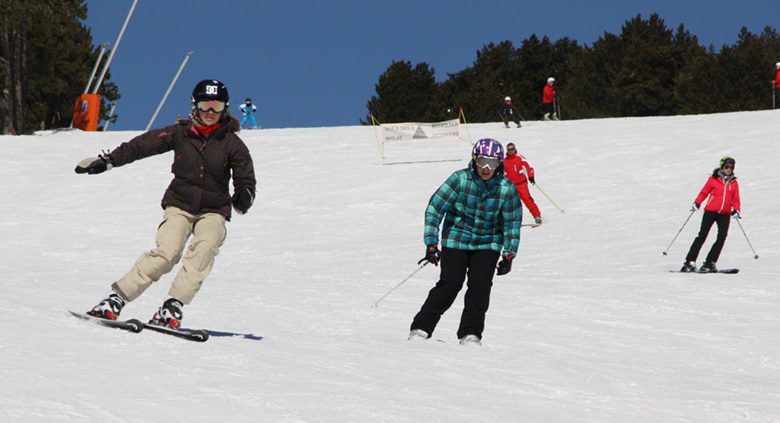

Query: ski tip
[[192, 330, 210, 342], [127, 319, 144, 333]]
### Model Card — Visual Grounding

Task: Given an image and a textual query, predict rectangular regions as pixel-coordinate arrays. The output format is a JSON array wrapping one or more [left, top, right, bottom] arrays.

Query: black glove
[[231, 186, 255, 215], [496, 252, 515, 275], [528, 176, 535, 185], [418, 244, 439, 266], [75, 154, 113, 175], [691, 202, 700, 212]]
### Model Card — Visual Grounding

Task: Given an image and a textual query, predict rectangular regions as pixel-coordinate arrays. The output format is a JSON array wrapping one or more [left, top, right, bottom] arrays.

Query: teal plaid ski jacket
[[424, 168, 521, 255]]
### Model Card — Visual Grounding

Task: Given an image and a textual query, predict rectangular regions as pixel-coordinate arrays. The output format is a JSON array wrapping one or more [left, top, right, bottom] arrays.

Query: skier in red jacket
[[681, 157, 740, 273], [542, 77, 557, 121], [503, 143, 542, 225], [773, 62, 780, 108]]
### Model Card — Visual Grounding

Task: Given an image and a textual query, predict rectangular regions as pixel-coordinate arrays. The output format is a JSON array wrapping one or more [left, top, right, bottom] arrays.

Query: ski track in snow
[[1, 111, 779, 422]]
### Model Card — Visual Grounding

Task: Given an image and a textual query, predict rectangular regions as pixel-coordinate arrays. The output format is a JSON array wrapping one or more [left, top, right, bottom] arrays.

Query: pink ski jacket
[[695, 172, 740, 215]]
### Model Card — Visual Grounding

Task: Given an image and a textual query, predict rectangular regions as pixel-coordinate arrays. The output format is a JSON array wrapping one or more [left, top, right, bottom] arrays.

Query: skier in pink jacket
[[681, 157, 740, 273]]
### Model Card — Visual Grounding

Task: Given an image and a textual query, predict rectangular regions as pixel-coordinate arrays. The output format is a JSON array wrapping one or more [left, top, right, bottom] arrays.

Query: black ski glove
[[232, 186, 255, 215], [496, 252, 515, 275], [528, 176, 535, 185], [418, 244, 439, 266], [75, 154, 113, 175]]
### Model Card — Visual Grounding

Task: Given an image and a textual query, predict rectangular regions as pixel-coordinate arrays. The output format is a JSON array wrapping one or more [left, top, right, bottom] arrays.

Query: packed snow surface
[[1, 111, 779, 422]]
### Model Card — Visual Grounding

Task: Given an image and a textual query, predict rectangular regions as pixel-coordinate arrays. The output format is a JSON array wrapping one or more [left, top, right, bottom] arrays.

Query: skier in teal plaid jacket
[[410, 138, 521, 345], [424, 169, 521, 254]]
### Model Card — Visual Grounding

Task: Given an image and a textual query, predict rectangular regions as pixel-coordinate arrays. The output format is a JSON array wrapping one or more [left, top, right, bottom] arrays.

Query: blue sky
[[83, 0, 779, 130]]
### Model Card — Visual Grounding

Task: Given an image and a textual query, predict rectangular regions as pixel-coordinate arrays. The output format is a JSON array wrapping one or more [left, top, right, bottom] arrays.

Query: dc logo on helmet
[[206, 85, 218, 95]]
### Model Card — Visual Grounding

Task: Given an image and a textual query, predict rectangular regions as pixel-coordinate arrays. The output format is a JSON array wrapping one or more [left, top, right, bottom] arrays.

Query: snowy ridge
[[1, 111, 779, 422]]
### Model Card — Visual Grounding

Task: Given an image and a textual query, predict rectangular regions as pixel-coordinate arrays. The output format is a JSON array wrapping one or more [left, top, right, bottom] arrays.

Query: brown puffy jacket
[[108, 117, 256, 221]]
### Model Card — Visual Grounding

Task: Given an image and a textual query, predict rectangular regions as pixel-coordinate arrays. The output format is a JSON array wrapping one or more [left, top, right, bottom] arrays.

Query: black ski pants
[[502, 112, 520, 126], [685, 210, 730, 264], [411, 247, 500, 340]]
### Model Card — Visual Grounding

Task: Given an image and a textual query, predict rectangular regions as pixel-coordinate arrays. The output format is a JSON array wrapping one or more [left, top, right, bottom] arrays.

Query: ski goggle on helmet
[[472, 138, 504, 170], [720, 156, 735, 169], [196, 99, 227, 113]]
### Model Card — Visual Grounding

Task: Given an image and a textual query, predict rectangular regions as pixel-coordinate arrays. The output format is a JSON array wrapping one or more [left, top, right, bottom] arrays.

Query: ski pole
[[735, 218, 759, 259], [662, 209, 694, 256], [534, 183, 564, 213], [372, 261, 429, 308]]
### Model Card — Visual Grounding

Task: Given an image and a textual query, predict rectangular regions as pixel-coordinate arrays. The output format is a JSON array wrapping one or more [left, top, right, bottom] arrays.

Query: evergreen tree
[[0, 0, 119, 134], [673, 45, 720, 115], [364, 60, 438, 123], [566, 33, 621, 118], [610, 14, 680, 116], [0, 0, 28, 134], [717, 27, 780, 111], [435, 41, 519, 123]]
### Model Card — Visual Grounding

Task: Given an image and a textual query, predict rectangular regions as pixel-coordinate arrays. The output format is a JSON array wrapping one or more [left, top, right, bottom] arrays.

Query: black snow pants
[[411, 247, 500, 340], [685, 210, 730, 264]]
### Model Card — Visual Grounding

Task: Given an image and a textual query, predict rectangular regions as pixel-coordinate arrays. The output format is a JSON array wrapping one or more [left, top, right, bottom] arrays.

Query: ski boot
[[149, 298, 184, 329], [699, 262, 718, 273], [458, 334, 482, 346], [87, 291, 125, 320], [680, 261, 697, 273], [407, 329, 429, 341]]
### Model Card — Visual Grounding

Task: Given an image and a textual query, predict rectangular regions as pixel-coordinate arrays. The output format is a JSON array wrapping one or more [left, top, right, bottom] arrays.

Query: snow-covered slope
[[1, 111, 779, 422]]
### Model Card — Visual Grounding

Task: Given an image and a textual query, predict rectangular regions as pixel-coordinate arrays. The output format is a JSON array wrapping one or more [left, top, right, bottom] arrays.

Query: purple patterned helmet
[[472, 138, 504, 159]]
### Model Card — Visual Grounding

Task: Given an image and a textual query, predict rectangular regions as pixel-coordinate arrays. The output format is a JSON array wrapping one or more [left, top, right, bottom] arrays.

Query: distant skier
[[543, 77, 557, 121], [239, 98, 258, 129], [504, 143, 542, 226], [409, 138, 521, 346], [773, 62, 780, 108], [74, 79, 257, 328], [499, 96, 521, 128], [680, 157, 740, 273]]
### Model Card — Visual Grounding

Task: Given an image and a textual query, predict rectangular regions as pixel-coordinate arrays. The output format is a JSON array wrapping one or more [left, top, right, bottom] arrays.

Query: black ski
[[142, 322, 210, 342], [669, 268, 740, 274], [69, 310, 144, 333], [700, 268, 740, 274]]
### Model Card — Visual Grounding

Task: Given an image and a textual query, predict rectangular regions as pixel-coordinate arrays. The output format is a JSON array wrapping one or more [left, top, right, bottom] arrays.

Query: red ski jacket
[[774, 69, 780, 88], [504, 153, 534, 185], [695, 172, 740, 215], [543, 85, 556, 104]]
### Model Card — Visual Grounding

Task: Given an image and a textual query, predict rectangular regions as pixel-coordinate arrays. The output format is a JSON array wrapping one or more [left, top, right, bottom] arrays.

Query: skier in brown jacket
[[75, 79, 256, 329]]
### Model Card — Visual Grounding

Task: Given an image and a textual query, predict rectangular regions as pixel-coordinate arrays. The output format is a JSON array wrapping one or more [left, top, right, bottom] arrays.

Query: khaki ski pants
[[112, 206, 227, 305]]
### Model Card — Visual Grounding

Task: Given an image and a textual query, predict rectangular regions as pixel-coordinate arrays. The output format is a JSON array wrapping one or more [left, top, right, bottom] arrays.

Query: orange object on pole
[[72, 93, 101, 131]]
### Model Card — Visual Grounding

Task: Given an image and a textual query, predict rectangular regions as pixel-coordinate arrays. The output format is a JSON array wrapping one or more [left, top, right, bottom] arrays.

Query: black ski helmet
[[245, 98, 251, 103], [192, 79, 229, 103]]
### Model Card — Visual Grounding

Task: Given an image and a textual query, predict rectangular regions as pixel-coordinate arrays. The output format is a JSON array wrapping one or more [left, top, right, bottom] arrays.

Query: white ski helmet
[[776, 62, 780, 69], [504, 96, 511, 101], [547, 77, 555, 84]]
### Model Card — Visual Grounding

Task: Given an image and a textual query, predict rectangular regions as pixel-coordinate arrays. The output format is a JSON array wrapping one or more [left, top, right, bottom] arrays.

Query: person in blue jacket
[[409, 138, 521, 346], [239, 98, 258, 129]]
